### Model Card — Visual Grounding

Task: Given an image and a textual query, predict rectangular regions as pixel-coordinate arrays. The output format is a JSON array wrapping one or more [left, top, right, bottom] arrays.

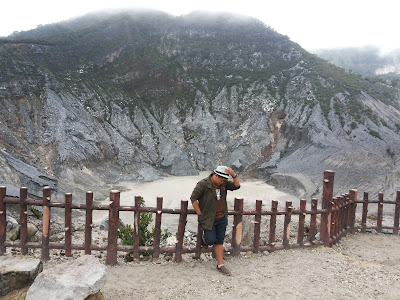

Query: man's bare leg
[[214, 244, 224, 265]]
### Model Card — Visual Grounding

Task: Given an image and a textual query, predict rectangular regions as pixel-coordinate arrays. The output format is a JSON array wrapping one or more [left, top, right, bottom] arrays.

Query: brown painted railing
[[1, 171, 399, 265]]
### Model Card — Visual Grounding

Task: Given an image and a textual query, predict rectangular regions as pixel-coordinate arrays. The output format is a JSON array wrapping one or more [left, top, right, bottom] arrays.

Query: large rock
[[26, 223, 39, 242], [5, 216, 19, 241], [26, 255, 107, 300], [0, 255, 43, 297], [94, 215, 126, 231], [5, 216, 38, 242]]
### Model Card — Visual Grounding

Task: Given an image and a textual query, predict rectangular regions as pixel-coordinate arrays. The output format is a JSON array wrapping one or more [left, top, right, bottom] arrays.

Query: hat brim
[[214, 170, 230, 179]]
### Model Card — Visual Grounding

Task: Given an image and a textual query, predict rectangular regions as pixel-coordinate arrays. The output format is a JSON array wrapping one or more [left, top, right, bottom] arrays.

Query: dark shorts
[[203, 217, 227, 245]]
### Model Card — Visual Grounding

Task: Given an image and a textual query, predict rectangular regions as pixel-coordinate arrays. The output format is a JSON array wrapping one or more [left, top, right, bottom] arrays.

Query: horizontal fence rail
[[1, 171, 399, 265]]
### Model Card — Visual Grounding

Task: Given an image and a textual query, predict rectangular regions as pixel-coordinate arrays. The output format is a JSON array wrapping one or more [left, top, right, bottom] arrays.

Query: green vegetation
[[369, 130, 382, 140], [28, 206, 43, 219], [300, 52, 398, 129], [1, 9, 398, 136], [183, 126, 196, 142], [118, 198, 172, 257]]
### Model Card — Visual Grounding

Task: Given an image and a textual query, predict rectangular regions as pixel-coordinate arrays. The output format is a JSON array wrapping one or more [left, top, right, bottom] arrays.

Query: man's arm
[[225, 167, 240, 187], [192, 200, 202, 215], [190, 180, 205, 215]]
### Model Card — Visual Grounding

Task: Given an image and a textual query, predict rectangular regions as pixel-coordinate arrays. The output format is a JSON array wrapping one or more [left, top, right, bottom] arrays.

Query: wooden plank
[[332, 197, 339, 243], [283, 201, 292, 249], [0, 186, 6, 254], [309, 199, 318, 243], [232, 198, 244, 256], [41, 187, 51, 261], [337, 195, 343, 238], [349, 189, 358, 234], [320, 171, 334, 246], [85, 191, 93, 255], [268, 200, 278, 251], [194, 223, 203, 259], [19, 187, 28, 255], [377, 193, 383, 233], [106, 190, 120, 265], [297, 200, 306, 247], [174, 200, 188, 262], [253, 200, 262, 253], [133, 196, 141, 259], [65, 193, 72, 257], [394, 191, 400, 235], [339, 195, 345, 239], [361, 192, 369, 233], [153, 197, 163, 259], [343, 194, 350, 236]]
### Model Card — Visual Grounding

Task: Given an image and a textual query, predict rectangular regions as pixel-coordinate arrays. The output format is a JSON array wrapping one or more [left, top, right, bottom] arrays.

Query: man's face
[[214, 174, 227, 186]]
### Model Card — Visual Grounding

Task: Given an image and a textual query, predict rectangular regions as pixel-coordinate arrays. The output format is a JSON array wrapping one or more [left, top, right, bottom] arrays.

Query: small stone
[[245, 251, 254, 258]]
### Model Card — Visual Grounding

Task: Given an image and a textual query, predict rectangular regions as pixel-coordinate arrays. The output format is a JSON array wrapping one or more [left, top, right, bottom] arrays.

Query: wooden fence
[[1, 170, 399, 265]]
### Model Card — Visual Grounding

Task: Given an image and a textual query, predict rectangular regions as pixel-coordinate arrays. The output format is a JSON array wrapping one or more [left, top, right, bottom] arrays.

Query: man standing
[[191, 166, 240, 275]]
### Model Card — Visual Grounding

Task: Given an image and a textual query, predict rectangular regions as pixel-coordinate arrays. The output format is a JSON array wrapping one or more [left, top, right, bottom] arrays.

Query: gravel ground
[[101, 233, 400, 300]]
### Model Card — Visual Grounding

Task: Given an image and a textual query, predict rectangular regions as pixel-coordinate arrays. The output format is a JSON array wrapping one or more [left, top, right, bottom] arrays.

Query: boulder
[[26, 255, 107, 300], [5, 216, 19, 241], [0, 286, 30, 300], [0, 255, 43, 297], [5, 216, 38, 242], [26, 223, 38, 242], [95, 215, 126, 231]]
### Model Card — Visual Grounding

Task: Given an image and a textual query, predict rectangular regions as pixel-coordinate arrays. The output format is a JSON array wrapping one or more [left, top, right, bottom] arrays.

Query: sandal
[[217, 265, 231, 276]]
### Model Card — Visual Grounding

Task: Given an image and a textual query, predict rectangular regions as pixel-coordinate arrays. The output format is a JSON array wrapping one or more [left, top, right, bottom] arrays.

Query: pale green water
[[105, 172, 300, 232]]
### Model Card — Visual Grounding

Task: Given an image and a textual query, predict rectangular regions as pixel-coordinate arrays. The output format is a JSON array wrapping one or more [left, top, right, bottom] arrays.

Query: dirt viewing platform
[[97, 233, 400, 299]]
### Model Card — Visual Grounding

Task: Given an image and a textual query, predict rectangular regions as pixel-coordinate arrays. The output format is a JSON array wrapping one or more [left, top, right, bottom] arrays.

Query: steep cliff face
[[1, 10, 400, 201]]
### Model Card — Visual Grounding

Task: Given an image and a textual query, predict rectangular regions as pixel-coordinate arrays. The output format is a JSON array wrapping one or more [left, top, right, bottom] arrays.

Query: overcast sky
[[1, 0, 399, 53]]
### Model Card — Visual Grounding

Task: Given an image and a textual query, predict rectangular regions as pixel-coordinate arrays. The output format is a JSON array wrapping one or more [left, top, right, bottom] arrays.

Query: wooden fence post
[[133, 196, 141, 259], [268, 200, 278, 251], [394, 191, 400, 235], [309, 198, 318, 243], [253, 200, 262, 253], [194, 223, 203, 259], [340, 195, 347, 237], [153, 197, 163, 259], [297, 199, 306, 247], [341, 195, 347, 236], [349, 189, 358, 234], [338, 196, 343, 239], [344, 194, 351, 236], [361, 192, 369, 233], [65, 193, 72, 257], [231, 198, 243, 256], [174, 200, 188, 262], [320, 170, 334, 246], [0, 186, 6, 254], [19, 187, 28, 255], [42, 186, 51, 261], [377, 193, 383, 233], [106, 190, 120, 265], [85, 191, 93, 255], [331, 197, 338, 244], [283, 201, 292, 249]]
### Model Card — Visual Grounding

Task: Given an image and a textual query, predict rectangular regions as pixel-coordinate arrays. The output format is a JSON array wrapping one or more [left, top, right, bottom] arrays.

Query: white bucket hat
[[214, 166, 230, 179]]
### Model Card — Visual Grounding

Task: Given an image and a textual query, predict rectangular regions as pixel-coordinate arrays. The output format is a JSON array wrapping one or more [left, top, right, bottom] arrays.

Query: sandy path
[[102, 233, 400, 300]]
